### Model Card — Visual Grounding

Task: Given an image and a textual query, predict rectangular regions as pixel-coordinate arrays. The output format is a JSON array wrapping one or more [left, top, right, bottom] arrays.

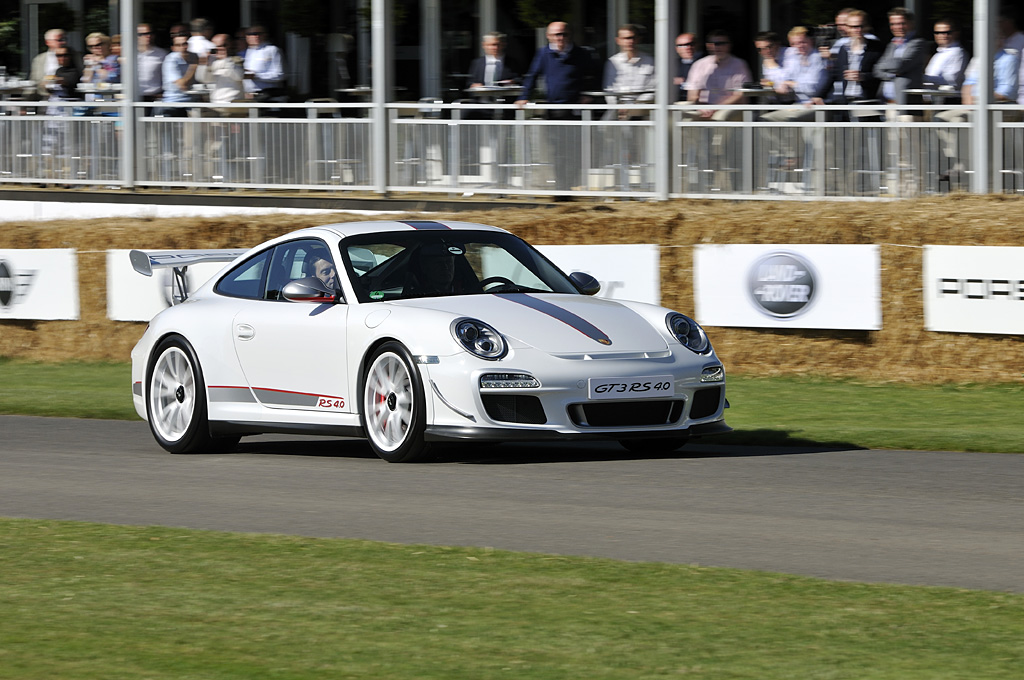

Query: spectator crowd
[[28, 18, 287, 114]]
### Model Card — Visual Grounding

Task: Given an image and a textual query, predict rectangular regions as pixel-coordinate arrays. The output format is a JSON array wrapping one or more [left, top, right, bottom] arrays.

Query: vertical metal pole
[[420, 0, 441, 99], [972, 0, 995, 194], [654, 0, 672, 199], [371, 0, 389, 193], [758, 0, 771, 31], [742, 109, 753, 193], [119, 0, 138, 188]]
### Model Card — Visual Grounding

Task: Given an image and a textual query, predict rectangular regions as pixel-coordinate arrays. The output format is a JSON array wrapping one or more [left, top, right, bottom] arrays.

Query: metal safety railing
[[0, 100, 1020, 199]]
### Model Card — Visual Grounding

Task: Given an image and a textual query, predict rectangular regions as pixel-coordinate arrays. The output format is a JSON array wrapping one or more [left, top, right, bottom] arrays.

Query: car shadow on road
[[227, 429, 863, 465], [441, 431, 864, 465]]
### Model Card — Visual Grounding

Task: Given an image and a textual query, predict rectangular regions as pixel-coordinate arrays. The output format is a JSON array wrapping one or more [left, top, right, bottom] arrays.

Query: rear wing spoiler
[[129, 248, 247, 303]]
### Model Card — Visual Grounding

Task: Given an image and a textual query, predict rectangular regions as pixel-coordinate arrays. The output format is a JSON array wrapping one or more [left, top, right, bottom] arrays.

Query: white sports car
[[130, 220, 728, 462]]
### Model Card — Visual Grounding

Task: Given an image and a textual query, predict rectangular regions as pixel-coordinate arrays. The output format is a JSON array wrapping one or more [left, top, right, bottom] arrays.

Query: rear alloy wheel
[[361, 342, 429, 463], [147, 336, 225, 454]]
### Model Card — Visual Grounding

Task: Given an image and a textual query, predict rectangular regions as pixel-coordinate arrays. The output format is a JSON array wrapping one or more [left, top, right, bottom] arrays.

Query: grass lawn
[[1, 359, 1020, 453], [2, 518, 1022, 680]]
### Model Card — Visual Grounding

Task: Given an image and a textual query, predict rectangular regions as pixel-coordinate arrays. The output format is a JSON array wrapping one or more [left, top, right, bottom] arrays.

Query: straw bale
[[1, 196, 1022, 383]]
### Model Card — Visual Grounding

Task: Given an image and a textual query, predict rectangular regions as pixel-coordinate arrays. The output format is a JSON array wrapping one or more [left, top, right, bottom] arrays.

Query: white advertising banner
[[0, 249, 79, 320], [106, 250, 234, 322], [694, 244, 881, 330], [537, 244, 660, 305], [923, 245, 1024, 335]]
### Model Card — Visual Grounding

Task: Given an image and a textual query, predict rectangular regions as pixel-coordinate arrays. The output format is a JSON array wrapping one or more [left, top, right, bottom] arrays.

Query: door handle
[[236, 323, 255, 340]]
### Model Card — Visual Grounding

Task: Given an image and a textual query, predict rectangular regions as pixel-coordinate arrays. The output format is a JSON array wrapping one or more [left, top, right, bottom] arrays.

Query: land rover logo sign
[[748, 251, 818, 318], [0, 260, 13, 307]]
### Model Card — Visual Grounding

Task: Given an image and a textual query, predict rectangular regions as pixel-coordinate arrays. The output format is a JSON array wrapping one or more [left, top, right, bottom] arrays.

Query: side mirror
[[569, 272, 601, 296], [281, 278, 342, 304]]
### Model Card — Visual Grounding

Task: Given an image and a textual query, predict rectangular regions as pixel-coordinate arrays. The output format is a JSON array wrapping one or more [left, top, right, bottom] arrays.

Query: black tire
[[618, 436, 689, 455], [146, 335, 218, 454], [360, 341, 430, 463]]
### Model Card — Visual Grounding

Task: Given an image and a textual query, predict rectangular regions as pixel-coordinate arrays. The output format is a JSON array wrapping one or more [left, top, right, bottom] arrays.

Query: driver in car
[[309, 254, 338, 290]]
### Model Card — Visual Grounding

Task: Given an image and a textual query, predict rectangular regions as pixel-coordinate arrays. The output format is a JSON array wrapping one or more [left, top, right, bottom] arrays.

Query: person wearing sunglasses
[[136, 23, 168, 102], [923, 19, 966, 92], [673, 32, 700, 101], [831, 10, 884, 106], [873, 7, 928, 113], [516, 21, 598, 110], [516, 21, 599, 194], [243, 26, 286, 103], [81, 33, 121, 98], [683, 30, 751, 117]]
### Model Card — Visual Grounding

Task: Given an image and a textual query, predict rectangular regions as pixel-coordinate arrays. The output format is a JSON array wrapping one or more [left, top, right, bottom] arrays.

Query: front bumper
[[421, 345, 727, 439]]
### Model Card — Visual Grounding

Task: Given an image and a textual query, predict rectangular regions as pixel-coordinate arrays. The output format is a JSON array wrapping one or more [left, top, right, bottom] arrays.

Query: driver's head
[[415, 244, 457, 292], [308, 254, 337, 289]]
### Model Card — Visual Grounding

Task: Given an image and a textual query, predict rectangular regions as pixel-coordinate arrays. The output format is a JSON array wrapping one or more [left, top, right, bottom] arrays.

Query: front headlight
[[451, 318, 507, 360], [666, 313, 711, 354]]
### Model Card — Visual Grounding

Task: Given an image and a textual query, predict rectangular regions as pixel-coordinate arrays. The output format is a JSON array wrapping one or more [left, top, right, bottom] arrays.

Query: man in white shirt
[[924, 19, 966, 91], [136, 24, 167, 101], [187, 18, 216, 62], [243, 26, 286, 102], [603, 24, 655, 119]]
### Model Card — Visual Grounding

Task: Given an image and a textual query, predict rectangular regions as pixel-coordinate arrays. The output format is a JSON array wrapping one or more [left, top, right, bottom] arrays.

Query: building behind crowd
[[6, 0, 993, 103]]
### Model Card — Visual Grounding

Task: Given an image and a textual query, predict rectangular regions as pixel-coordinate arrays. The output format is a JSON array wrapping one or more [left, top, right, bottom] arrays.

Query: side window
[[214, 250, 271, 300], [266, 239, 338, 300]]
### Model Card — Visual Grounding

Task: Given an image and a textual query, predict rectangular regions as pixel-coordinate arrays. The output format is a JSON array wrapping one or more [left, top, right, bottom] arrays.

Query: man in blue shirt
[[935, 33, 1022, 183]]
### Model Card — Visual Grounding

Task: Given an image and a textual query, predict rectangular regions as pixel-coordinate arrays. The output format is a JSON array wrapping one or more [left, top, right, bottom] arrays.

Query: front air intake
[[568, 400, 685, 427], [481, 395, 547, 424]]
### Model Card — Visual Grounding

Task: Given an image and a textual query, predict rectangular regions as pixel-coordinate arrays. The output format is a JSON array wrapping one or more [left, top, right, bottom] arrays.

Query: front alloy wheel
[[361, 342, 429, 462]]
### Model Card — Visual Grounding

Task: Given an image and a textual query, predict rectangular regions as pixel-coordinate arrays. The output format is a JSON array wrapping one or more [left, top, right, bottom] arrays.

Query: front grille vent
[[689, 387, 722, 420], [482, 395, 547, 424], [568, 400, 685, 427]]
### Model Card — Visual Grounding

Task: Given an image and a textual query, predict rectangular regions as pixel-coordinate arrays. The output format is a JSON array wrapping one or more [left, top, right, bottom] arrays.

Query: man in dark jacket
[[873, 7, 929, 113], [831, 10, 884, 105], [467, 32, 519, 89], [516, 21, 598, 111], [516, 21, 599, 194]]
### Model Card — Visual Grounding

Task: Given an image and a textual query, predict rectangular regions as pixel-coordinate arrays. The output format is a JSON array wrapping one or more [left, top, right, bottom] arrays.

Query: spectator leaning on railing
[[160, 34, 197, 116], [873, 7, 928, 116], [1001, 13, 1024, 105], [934, 31, 1021, 184], [673, 33, 700, 102], [682, 29, 750, 119], [197, 34, 245, 111], [81, 33, 121, 102], [762, 26, 831, 119], [830, 10, 884, 108], [29, 28, 83, 100], [136, 24, 167, 102], [603, 24, 655, 120], [243, 26, 286, 102], [924, 19, 966, 92]]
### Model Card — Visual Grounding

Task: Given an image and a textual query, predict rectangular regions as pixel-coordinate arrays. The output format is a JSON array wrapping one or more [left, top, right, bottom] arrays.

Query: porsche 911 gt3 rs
[[130, 220, 728, 462]]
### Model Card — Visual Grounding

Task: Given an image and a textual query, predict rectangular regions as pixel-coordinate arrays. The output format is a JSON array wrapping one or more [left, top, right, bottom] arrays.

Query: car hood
[[396, 293, 669, 355]]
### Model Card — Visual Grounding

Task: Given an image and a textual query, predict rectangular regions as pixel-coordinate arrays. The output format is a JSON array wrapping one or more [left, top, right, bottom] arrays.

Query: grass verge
[[0, 359, 1021, 453], [2, 518, 1022, 680]]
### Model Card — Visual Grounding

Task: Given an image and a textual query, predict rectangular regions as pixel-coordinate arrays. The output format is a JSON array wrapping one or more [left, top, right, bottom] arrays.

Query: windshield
[[340, 230, 580, 303]]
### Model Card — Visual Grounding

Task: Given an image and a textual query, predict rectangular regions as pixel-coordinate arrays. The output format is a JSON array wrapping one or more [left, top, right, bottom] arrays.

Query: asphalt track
[[2, 415, 1022, 593]]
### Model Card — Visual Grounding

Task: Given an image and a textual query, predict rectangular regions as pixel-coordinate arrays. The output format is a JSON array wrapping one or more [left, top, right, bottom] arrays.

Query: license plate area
[[588, 375, 674, 400]]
